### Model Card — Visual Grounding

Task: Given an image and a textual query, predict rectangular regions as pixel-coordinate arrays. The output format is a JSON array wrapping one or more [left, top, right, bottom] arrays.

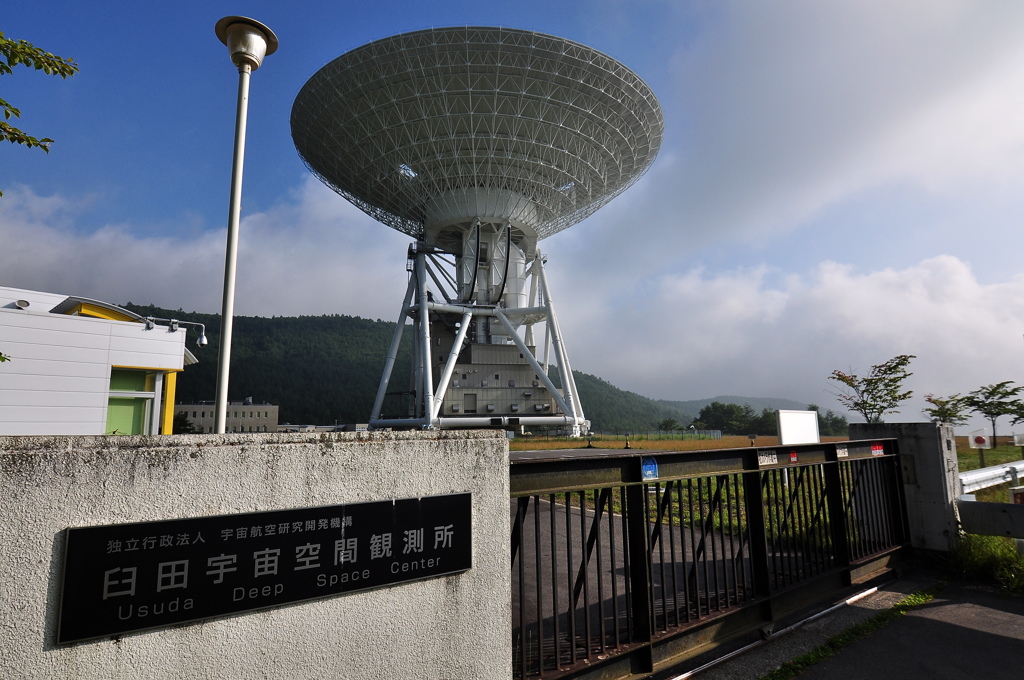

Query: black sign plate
[[57, 493, 472, 644]]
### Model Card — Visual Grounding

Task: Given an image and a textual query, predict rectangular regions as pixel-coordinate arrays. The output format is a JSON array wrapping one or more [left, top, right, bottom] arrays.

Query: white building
[[176, 401, 279, 434], [0, 286, 199, 435]]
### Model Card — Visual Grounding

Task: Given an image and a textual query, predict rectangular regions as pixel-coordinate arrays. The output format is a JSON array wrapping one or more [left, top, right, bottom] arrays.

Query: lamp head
[[215, 16, 278, 71]]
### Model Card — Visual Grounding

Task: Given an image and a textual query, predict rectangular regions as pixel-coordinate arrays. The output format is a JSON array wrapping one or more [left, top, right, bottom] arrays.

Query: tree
[[967, 381, 1023, 468], [173, 411, 200, 434], [922, 393, 970, 426], [966, 381, 1024, 455], [696, 402, 756, 435], [1, 30, 79, 196], [808, 403, 849, 437], [828, 354, 915, 424], [749, 408, 778, 436], [657, 418, 679, 433]]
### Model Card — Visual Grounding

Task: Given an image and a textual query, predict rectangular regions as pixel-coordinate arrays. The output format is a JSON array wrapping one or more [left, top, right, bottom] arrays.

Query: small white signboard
[[777, 410, 820, 446]]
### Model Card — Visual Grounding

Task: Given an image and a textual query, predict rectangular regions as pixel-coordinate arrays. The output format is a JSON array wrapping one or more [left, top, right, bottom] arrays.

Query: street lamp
[[213, 16, 278, 434]]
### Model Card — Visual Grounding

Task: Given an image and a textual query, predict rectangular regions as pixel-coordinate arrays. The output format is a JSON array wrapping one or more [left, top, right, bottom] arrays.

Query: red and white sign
[[871, 443, 885, 456], [971, 434, 991, 449]]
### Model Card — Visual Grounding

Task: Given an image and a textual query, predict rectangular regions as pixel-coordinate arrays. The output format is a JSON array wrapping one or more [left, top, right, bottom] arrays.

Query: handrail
[[959, 460, 1024, 494], [510, 439, 898, 496]]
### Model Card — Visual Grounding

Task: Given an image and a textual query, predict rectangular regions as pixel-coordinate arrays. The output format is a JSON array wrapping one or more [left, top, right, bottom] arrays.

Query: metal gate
[[510, 440, 907, 679]]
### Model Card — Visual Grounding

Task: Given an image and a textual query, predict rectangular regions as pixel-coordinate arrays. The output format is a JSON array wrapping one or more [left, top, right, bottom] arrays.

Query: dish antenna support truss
[[291, 27, 663, 435]]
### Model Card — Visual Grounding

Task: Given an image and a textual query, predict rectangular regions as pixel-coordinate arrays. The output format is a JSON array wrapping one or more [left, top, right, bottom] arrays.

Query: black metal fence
[[510, 440, 907, 679]]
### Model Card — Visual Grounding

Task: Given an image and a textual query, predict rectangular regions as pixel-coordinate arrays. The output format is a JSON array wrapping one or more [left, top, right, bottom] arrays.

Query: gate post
[[625, 483, 654, 669], [849, 422, 959, 552]]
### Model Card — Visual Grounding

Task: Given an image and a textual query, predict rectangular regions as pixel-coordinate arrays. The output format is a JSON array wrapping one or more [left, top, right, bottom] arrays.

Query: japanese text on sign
[[58, 493, 472, 644]]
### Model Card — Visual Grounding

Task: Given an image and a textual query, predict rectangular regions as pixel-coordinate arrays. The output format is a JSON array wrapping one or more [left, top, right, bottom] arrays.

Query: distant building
[[177, 402, 279, 434], [0, 286, 198, 435]]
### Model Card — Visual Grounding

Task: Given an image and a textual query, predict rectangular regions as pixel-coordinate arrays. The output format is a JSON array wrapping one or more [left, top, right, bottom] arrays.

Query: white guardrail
[[960, 460, 1024, 495]]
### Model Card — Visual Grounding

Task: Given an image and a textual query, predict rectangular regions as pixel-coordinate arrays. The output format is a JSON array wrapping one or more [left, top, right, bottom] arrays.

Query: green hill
[[126, 304, 814, 431], [566, 371, 699, 433], [123, 303, 413, 425]]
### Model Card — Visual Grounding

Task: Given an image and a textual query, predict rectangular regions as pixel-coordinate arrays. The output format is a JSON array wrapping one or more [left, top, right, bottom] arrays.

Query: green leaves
[[829, 354, 915, 424], [0, 30, 78, 196], [0, 31, 79, 78], [922, 393, 971, 425]]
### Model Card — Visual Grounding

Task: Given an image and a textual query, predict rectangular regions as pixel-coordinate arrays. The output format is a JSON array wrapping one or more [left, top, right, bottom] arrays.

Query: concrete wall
[[0, 431, 511, 680], [850, 422, 960, 552]]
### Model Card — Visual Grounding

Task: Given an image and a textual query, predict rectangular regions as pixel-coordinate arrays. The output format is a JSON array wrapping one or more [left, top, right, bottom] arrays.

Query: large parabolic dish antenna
[[291, 26, 663, 240], [291, 27, 663, 435]]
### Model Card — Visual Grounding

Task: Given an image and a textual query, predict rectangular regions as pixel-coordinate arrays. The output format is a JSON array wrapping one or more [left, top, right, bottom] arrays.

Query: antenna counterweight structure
[[291, 26, 663, 435]]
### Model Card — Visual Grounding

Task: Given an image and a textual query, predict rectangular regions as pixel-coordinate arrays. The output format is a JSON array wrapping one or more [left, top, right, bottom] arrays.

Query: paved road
[[689, 572, 1024, 679]]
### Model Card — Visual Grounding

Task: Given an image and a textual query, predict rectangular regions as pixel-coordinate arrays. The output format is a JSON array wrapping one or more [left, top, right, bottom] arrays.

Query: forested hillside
[[125, 304, 819, 431], [560, 371, 698, 432], [124, 304, 412, 425]]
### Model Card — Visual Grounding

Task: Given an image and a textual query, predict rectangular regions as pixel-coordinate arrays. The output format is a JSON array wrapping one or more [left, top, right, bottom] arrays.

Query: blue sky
[[5, 0, 1024, 430]]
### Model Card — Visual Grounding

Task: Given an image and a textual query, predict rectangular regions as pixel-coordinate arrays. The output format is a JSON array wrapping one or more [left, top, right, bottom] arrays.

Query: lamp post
[[213, 16, 278, 434]]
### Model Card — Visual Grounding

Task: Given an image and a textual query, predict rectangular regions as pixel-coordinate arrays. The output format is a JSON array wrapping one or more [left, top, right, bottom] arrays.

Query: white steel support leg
[[370, 275, 416, 422], [415, 251, 435, 427], [524, 256, 540, 348], [494, 309, 574, 417], [538, 260, 585, 436], [411, 320, 422, 419], [429, 311, 473, 424]]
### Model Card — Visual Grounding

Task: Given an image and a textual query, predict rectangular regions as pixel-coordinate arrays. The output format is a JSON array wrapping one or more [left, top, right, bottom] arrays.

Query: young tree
[[922, 393, 970, 426], [966, 381, 1024, 455], [1, 30, 79, 196], [828, 354, 915, 424]]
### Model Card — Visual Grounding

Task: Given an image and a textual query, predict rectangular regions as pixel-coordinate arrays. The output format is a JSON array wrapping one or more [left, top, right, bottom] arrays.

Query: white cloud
[[571, 0, 1024, 276], [0, 179, 410, 319], [555, 255, 1024, 426]]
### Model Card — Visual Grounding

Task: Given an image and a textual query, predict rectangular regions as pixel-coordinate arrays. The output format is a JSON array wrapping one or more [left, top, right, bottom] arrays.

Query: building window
[[106, 369, 159, 435]]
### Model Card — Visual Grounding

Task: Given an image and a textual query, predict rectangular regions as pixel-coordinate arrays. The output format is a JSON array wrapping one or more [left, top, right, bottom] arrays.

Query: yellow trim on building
[[112, 365, 184, 372], [162, 372, 177, 435], [68, 302, 137, 322]]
